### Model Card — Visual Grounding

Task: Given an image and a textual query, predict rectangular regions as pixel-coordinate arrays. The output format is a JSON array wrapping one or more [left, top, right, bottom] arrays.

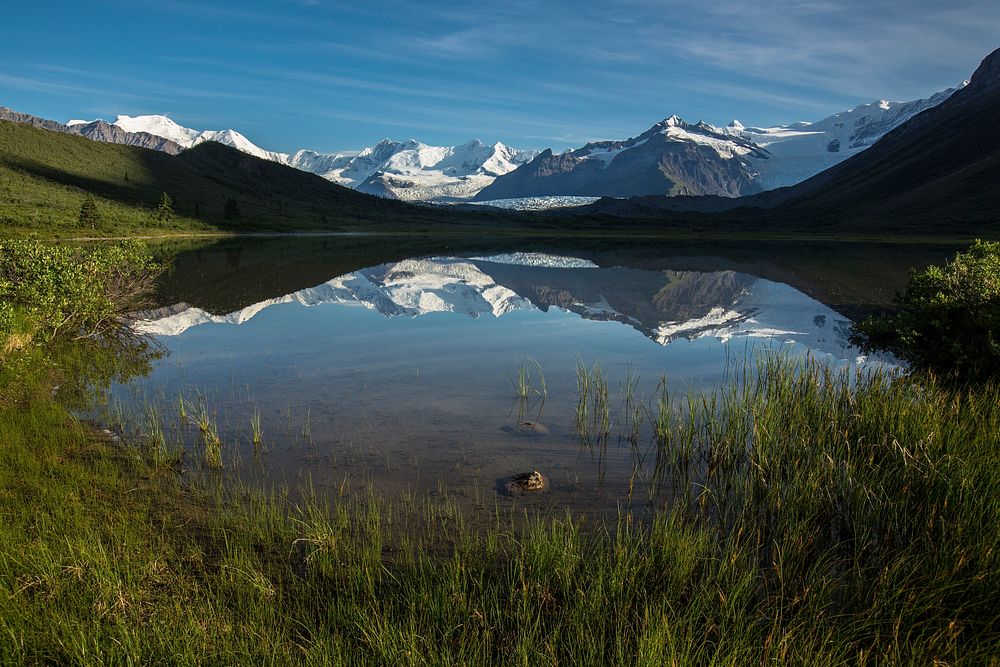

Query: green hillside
[[0, 119, 498, 237]]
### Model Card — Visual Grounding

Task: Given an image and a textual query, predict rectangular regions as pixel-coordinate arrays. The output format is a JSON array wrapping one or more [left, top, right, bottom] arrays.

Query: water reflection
[[137, 253, 858, 361], [56, 331, 162, 411]]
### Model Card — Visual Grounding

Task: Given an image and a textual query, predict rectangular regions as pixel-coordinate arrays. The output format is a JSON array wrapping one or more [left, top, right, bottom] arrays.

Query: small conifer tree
[[78, 195, 100, 229], [155, 192, 174, 222]]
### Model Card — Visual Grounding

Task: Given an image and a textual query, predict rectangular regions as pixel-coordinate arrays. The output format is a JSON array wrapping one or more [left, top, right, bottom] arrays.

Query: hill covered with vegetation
[[0, 119, 509, 237]]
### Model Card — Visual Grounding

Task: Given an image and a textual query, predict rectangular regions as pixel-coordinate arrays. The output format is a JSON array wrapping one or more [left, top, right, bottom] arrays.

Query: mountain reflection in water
[[137, 253, 859, 360]]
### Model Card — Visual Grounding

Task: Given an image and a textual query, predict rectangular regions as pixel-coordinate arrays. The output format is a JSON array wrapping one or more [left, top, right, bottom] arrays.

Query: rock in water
[[518, 421, 550, 435], [502, 470, 549, 496]]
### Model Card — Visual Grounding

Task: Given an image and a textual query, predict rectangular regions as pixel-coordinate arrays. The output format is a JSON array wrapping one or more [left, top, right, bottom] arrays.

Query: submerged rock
[[501, 470, 549, 496], [501, 421, 551, 438], [518, 421, 550, 435]]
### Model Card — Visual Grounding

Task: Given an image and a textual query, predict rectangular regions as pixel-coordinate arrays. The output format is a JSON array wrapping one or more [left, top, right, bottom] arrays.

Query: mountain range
[[0, 110, 491, 233], [474, 86, 962, 201], [67, 114, 538, 201], [60, 83, 960, 205]]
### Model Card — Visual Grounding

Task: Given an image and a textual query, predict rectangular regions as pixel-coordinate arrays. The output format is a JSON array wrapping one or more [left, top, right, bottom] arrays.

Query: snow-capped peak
[[112, 114, 200, 146]]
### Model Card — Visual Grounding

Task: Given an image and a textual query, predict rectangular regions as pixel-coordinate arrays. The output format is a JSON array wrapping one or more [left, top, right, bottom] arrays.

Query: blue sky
[[1, 0, 997, 153]]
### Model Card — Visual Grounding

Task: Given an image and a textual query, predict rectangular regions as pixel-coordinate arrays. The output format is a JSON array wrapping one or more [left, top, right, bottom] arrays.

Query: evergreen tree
[[155, 192, 174, 222], [78, 195, 100, 230]]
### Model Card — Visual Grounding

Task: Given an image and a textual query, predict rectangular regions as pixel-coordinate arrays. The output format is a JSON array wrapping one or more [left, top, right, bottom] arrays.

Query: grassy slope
[[0, 119, 516, 237]]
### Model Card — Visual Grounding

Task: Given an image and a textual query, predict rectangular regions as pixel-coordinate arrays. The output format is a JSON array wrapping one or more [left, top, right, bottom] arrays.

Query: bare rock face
[[501, 471, 549, 496]]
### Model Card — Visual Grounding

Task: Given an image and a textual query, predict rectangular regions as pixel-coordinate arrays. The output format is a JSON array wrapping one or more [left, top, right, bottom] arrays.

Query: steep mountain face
[[67, 114, 536, 201], [478, 87, 959, 201], [0, 107, 183, 153], [1, 107, 74, 133]]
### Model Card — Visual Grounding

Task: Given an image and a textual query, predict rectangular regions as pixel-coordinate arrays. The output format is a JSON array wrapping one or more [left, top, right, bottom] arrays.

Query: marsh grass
[[250, 404, 263, 455], [511, 355, 547, 400], [508, 356, 548, 430], [618, 364, 643, 449], [142, 402, 168, 464], [189, 395, 223, 469], [575, 360, 612, 452], [302, 408, 312, 439], [3, 354, 1000, 664]]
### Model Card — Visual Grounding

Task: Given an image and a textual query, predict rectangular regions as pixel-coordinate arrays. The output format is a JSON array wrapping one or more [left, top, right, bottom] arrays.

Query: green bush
[[0, 240, 162, 343], [852, 239, 1000, 382]]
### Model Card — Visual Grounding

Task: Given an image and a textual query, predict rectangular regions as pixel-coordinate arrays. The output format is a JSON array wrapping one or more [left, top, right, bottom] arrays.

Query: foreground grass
[[1, 355, 999, 664]]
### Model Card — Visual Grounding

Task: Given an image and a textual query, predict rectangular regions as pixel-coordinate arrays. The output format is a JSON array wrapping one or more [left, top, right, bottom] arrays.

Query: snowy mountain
[[70, 114, 289, 162], [67, 114, 536, 201], [476, 115, 770, 200], [475, 85, 964, 201], [345, 139, 537, 200]]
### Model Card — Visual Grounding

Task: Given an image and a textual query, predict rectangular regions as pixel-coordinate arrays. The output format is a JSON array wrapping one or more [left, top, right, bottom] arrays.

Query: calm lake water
[[108, 236, 957, 517]]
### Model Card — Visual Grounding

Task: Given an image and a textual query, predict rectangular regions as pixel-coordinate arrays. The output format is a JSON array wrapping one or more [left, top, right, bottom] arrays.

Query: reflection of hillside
[[138, 255, 862, 359]]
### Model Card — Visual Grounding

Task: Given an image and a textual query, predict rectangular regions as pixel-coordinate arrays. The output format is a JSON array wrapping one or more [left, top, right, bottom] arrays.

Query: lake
[[107, 236, 958, 519]]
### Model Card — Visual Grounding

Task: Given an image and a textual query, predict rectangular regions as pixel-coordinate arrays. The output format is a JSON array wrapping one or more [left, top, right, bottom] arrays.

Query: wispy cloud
[[4, 0, 996, 151]]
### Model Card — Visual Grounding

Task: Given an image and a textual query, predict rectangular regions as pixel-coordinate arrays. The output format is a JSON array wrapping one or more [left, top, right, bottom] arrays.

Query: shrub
[[851, 239, 1000, 383], [0, 240, 162, 343]]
